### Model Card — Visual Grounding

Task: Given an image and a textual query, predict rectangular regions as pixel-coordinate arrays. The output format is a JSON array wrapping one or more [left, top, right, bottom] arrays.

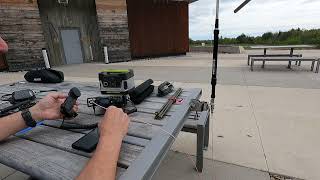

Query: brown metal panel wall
[[127, 0, 189, 58]]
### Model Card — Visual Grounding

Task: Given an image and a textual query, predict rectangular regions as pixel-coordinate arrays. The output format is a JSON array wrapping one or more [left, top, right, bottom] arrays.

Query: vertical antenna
[[210, 0, 220, 113]]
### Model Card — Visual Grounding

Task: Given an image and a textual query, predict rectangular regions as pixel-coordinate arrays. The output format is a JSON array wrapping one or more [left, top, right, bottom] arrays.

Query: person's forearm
[[77, 134, 123, 180], [0, 108, 42, 141]]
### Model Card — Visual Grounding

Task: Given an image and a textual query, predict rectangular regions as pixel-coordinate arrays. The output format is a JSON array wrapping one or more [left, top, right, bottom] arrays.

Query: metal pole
[[211, 0, 220, 112], [42, 48, 51, 69], [234, 0, 252, 13], [104, 46, 109, 64]]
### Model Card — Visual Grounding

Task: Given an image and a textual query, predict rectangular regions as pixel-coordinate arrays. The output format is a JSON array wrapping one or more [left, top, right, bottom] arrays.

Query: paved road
[[56, 62, 320, 89]]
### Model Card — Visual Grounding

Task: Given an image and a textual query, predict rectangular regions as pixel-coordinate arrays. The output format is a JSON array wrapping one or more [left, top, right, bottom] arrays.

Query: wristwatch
[[21, 109, 37, 127]]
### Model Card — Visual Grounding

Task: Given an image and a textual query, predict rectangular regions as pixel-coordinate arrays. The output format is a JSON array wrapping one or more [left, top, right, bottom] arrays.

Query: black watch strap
[[21, 109, 37, 127]]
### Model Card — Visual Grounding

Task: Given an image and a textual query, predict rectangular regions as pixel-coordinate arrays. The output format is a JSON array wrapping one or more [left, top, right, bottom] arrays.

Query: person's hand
[[99, 106, 130, 140], [30, 92, 79, 121]]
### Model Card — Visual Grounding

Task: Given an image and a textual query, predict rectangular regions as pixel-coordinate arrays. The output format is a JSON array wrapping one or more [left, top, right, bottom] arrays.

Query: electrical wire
[[91, 101, 203, 180]]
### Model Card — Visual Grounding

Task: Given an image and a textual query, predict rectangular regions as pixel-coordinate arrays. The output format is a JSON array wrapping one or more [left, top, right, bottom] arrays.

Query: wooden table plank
[[16, 125, 143, 167], [0, 137, 125, 180], [42, 113, 161, 140]]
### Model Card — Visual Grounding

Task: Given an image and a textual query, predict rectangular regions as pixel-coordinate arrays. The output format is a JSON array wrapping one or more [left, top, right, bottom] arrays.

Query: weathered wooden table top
[[0, 81, 202, 180]]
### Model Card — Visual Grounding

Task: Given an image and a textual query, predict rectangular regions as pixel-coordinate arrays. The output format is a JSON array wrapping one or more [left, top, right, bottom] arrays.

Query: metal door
[[60, 29, 84, 64]]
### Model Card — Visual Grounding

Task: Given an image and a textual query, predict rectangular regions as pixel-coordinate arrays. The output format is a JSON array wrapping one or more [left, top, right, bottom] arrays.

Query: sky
[[189, 0, 320, 40]]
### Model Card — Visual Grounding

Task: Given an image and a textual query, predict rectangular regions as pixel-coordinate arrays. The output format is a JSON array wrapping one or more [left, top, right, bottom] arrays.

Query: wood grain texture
[[0, 0, 46, 71], [37, 0, 103, 66], [17, 125, 143, 167], [0, 137, 125, 180], [96, 0, 132, 62], [42, 112, 161, 140]]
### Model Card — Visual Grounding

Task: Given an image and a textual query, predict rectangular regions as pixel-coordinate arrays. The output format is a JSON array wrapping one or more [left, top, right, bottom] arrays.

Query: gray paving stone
[[213, 161, 270, 180], [0, 164, 15, 180], [152, 151, 270, 180], [3, 171, 29, 180]]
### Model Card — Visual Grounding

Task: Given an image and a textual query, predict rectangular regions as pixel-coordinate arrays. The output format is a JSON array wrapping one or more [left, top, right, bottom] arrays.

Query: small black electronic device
[[157, 82, 174, 97], [0, 90, 37, 117], [1, 89, 36, 104], [60, 87, 81, 119], [72, 128, 99, 153], [87, 95, 137, 115], [12, 89, 36, 103], [0, 89, 57, 117], [87, 96, 127, 109]]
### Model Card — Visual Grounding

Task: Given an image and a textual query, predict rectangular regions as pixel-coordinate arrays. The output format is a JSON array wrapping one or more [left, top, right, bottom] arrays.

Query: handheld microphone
[[61, 87, 81, 119]]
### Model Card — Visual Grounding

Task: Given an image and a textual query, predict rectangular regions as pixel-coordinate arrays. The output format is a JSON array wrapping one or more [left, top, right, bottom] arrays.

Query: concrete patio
[[1, 50, 319, 180]]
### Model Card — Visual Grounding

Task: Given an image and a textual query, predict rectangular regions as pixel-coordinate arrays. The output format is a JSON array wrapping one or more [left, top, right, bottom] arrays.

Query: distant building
[[0, 0, 196, 71]]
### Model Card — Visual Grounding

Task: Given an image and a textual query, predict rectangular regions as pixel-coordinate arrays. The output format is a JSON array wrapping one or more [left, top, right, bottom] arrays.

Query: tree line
[[190, 28, 320, 48]]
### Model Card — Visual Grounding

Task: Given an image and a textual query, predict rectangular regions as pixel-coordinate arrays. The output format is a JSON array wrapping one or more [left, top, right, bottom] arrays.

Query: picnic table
[[248, 45, 315, 66], [248, 45, 320, 72], [0, 81, 209, 180]]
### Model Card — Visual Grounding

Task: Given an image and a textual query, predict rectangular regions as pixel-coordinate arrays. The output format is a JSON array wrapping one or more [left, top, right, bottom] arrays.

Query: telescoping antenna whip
[[210, 0, 253, 112], [210, 0, 220, 112]]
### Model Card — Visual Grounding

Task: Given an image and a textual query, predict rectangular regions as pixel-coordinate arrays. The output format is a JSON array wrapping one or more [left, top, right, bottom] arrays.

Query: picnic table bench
[[250, 57, 320, 73], [0, 81, 210, 180], [248, 45, 319, 72], [248, 45, 315, 66]]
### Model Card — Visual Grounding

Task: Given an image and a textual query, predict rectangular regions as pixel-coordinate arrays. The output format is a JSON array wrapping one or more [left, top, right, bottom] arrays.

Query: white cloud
[[189, 0, 320, 40]]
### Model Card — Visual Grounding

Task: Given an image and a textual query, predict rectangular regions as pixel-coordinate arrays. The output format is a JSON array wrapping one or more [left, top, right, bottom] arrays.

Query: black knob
[[69, 87, 81, 98]]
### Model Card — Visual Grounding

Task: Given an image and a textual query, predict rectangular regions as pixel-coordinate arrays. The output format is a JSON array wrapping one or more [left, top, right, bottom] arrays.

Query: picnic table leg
[[316, 60, 320, 73], [204, 114, 210, 150], [311, 61, 315, 71], [196, 124, 204, 172], [299, 61, 302, 66], [251, 60, 254, 71], [290, 48, 294, 56], [262, 60, 265, 68], [287, 60, 292, 69], [247, 55, 251, 66]]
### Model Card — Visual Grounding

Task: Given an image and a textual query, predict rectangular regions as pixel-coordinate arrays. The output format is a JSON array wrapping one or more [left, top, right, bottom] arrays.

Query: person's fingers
[[104, 106, 117, 117], [72, 105, 79, 112], [49, 92, 67, 100], [58, 99, 66, 104]]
